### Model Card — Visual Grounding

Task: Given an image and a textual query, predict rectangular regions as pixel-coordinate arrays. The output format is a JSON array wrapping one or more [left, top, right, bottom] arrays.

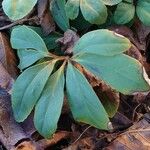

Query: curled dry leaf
[[105, 113, 150, 150], [0, 32, 18, 79], [56, 29, 79, 55]]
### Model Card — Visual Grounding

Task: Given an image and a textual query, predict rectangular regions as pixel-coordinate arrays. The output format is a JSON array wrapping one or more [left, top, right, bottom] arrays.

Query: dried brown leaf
[[105, 114, 150, 150], [0, 32, 18, 79], [0, 62, 13, 92], [0, 88, 28, 150], [57, 29, 79, 55]]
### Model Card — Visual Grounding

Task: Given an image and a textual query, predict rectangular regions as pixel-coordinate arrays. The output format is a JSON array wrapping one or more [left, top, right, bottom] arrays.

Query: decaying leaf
[[0, 88, 28, 150], [0, 32, 18, 79], [105, 113, 150, 150], [0, 63, 13, 92], [38, 0, 55, 35]]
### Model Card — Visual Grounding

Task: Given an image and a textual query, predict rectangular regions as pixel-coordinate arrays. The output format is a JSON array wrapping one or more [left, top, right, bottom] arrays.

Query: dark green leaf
[[114, 2, 135, 24], [65, 0, 80, 20], [50, 0, 70, 31], [136, 0, 150, 26], [12, 61, 56, 122], [73, 29, 131, 56], [74, 54, 150, 94], [34, 65, 65, 138], [2, 0, 37, 20], [66, 63, 110, 130]]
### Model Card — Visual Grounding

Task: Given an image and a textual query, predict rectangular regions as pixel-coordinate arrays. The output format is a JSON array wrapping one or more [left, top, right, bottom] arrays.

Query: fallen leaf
[[0, 32, 18, 79], [105, 113, 150, 150], [133, 19, 150, 51], [0, 62, 13, 92], [0, 88, 28, 150]]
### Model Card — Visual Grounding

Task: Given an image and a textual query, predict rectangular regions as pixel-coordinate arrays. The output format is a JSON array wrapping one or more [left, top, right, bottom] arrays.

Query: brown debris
[[105, 113, 150, 150], [38, 0, 55, 35]]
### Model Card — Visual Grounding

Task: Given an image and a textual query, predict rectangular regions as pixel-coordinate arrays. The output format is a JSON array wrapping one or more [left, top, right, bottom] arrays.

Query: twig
[[0, 17, 39, 31], [72, 126, 92, 144]]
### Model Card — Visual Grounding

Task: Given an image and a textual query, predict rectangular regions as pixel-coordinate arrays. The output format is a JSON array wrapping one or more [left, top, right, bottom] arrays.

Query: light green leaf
[[136, 0, 150, 26], [101, 0, 122, 6], [65, 0, 80, 19], [34, 65, 65, 138], [12, 61, 57, 122], [66, 63, 110, 130], [50, 0, 70, 31], [17, 49, 50, 70], [11, 26, 48, 52], [2, 0, 37, 20], [80, 0, 107, 25], [75, 54, 150, 95], [73, 29, 131, 56], [114, 2, 135, 24]]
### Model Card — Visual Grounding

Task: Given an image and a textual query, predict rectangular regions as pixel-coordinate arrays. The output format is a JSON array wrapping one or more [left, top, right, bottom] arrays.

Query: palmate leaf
[[73, 29, 150, 94], [73, 29, 131, 56], [34, 65, 65, 138], [12, 60, 57, 122], [11, 26, 51, 69], [136, 0, 150, 26], [2, 0, 37, 20], [66, 63, 110, 130]]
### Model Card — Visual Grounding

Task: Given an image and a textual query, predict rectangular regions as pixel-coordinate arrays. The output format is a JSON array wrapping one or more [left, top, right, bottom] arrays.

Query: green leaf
[[80, 0, 107, 25], [11, 26, 48, 52], [65, 0, 80, 20], [74, 54, 150, 95], [28, 26, 62, 50], [136, 0, 150, 26], [123, 0, 133, 3], [50, 0, 70, 31], [101, 0, 122, 6], [113, 2, 135, 24], [12, 61, 57, 122], [73, 29, 131, 56], [2, 0, 37, 20], [34, 65, 65, 138], [17, 49, 50, 70], [66, 63, 110, 130]]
